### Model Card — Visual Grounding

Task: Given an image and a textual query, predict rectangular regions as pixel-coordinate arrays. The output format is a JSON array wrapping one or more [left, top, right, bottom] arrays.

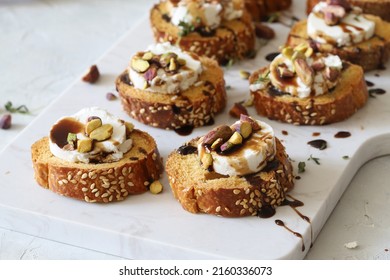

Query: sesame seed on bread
[[31, 129, 163, 203], [150, 1, 255, 64], [116, 56, 226, 130], [286, 15, 390, 71], [307, 0, 390, 22], [249, 62, 368, 125], [165, 138, 294, 218]]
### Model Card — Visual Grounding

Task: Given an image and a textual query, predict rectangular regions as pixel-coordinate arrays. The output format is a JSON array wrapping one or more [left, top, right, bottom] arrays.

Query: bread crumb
[[344, 241, 359, 249]]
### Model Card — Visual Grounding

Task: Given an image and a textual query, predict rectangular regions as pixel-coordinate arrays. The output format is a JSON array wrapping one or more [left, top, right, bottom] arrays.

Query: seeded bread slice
[[244, 0, 292, 21], [31, 129, 163, 203], [307, 0, 390, 21], [286, 16, 390, 71], [249, 62, 368, 125], [165, 138, 294, 218], [116, 56, 226, 130], [150, 1, 255, 64]]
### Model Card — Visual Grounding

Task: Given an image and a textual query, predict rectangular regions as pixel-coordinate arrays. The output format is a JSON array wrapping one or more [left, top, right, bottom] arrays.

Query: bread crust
[[286, 16, 390, 71], [150, 1, 255, 64], [249, 63, 368, 125], [307, 0, 390, 21], [166, 138, 294, 217], [245, 0, 292, 21], [116, 56, 227, 130], [31, 129, 163, 203]]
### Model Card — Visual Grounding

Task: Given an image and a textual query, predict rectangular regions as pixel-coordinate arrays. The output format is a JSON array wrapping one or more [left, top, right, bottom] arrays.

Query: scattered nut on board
[[82, 65, 100, 83]]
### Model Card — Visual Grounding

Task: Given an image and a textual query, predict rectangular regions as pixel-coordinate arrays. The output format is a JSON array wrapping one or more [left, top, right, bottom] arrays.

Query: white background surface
[[0, 0, 389, 260]]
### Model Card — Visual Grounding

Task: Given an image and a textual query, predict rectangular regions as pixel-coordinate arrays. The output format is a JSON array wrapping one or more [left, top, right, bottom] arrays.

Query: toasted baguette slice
[[166, 138, 294, 218], [31, 129, 163, 203], [249, 63, 368, 125], [116, 56, 226, 130], [307, 0, 390, 21], [245, 0, 292, 21], [150, 1, 255, 64], [286, 16, 390, 71]]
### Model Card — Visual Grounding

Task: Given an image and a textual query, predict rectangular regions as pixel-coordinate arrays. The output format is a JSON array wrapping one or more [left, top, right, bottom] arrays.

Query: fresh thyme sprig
[[5, 101, 29, 114]]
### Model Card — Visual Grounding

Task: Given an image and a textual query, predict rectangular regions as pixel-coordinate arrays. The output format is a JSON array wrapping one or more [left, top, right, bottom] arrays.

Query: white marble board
[[1, 1, 390, 259]]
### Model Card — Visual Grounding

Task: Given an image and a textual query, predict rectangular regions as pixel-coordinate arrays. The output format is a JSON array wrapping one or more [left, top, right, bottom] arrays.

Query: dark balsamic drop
[[275, 220, 305, 251], [369, 88, 386, 95], [138, 147, 147, 155], [162, 13, 171, 22], [265, 52, 280, 62], [205, 118, 215, 126], [284, 195, 313, 249], [334, 131, 351, 138], [307, 139, 327, 150], [365, 80, 374, 87], [174, 125, 194, 136], [121, 73, 132, 86], [261, 159, 279, 172], [282, 130, 288, 136], [177, 145, 197, 155], [258, 205, 276, 218], [312, 132, 321, 137]]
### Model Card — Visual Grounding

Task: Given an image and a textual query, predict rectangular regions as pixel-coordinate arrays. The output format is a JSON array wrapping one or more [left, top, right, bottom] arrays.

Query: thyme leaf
[[178, 20, 195, 37], [298, 161, 306, 173], [308, 154, 320, 165]]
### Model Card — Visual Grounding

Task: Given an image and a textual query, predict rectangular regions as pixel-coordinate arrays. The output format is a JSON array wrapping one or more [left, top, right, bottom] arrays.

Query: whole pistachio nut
[[203, 125, 233, 145]]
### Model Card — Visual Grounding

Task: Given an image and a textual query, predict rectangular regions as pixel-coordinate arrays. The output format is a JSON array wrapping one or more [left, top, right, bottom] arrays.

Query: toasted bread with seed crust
[[150, 1, 255, 64], [286, 15, 390, 71], [244, 0, 292, 21], [165, 138, 294, 218], [31, 129, 163, 203], [249, 62, 368, 125], [116, 56, 226, 130], [307, 0, 390, 21]]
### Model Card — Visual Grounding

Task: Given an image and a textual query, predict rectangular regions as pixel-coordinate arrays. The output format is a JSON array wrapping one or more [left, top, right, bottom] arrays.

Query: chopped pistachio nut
[[201, 153, 213, 169], [239, 122, 253, 139], [228, 132, 243, 145], [67, 133, 77, 145], [142, 52, 153, 61], [89, 124, 113, 141], [131, 58, 150, 73], [211, 138, 224, 150], [85, 118, 102, 136], [77, 138, 93, 153], [239, 70, 251, 80], [149, 180, 163, 194]]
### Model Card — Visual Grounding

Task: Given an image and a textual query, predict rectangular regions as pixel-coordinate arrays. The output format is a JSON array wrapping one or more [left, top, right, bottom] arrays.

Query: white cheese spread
[[198, 119, 276, 176], [49, 107, 132, 164], [169, 0, 243, 31], [128, 42, 202, 94], [250, 52, 343, 99], [307, 2, 375, 47]]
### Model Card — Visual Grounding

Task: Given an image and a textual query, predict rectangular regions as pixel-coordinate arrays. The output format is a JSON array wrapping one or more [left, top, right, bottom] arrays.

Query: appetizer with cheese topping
[[287, 0, 390, 71], [116, 42, 226, 130], [249, 43, 368, 125], [150, 0, 255, 64], [31, 107, 163, 203], [165, 115, 294, 217]]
